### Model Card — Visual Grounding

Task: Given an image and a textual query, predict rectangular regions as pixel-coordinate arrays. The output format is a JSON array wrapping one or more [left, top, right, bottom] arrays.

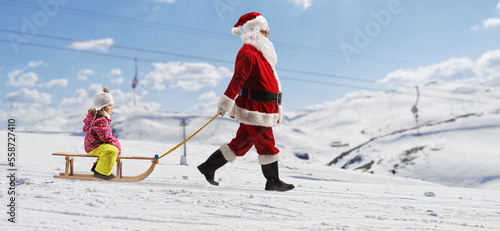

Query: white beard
[[240, 30, 278, 68]]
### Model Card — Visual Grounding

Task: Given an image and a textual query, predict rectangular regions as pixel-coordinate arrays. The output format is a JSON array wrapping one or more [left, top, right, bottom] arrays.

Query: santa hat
[[94, 86, 114, 110], [231, 12, 269, 36]]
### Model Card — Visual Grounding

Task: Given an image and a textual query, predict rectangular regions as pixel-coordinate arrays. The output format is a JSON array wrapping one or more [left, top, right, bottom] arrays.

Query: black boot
[[197, 149, 228, 186], [262, 161, 294, 192], [94, 171, 115, 180], [91, 162, 97, 173]]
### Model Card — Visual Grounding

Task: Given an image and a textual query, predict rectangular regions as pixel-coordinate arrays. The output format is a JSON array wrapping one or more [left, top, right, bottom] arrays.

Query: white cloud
[[189, 91, 218, 112], [471, 2, 500, 30], [4, 88, 52, 105], [89, 84, 104, 95], [59, 88, 89, 109], [39, 78, 69, 88], [111, 77, 124, 84], [198, 91, 217, 100], [2, 107, 61, 126], [109, 68, 122, 76], [144, 62, 232, 91], [379, 49, 500, 85], [288, 0, 313, 10], [28, 60, 45, 68], [77, 68, 94, 81], [482, 18, 500, 29], [476, 49, 500, 77], [69, 38, 114, 52], [107, 68, 124, 84], [471, 18, 500, 31], [7, 71, 40, 87]]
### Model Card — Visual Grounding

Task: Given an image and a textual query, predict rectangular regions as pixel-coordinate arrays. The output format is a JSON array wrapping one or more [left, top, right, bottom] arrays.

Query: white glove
[[217, 106, 226, 117]]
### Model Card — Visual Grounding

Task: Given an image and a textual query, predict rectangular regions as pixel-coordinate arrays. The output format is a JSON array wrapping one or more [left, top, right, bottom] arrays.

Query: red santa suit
[[217, 40, 283, 165]]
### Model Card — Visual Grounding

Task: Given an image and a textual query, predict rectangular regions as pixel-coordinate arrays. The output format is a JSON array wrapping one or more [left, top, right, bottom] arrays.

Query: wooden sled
[[52, 152, 157, 182]]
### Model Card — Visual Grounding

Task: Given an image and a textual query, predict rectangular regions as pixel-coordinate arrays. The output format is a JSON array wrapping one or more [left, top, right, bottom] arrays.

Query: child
[[83, 86, 121, 180]]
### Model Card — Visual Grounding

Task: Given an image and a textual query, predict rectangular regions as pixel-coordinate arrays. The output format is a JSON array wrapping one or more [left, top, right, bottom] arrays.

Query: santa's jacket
[[83, 114, 121, 155], [217, 44, 282, 127]]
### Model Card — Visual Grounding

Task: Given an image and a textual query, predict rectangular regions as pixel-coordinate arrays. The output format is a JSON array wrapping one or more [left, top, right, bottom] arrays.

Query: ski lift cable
[[0, 38, 497, 106], [0, 28, 475, 97], [1, 0, 423, 67], [2, 27, 487, 99]]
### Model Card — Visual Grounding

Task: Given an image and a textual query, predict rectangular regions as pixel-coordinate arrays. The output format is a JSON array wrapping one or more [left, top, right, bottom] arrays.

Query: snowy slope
[[4, 73, 500, 229], [19, 76, 500, 190], [278, 78, 500, 189], [1, 132, 500, 230]]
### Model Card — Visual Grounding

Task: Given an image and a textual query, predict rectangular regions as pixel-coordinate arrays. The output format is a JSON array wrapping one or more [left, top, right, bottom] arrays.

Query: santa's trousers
[[220, 123, 280, 165]]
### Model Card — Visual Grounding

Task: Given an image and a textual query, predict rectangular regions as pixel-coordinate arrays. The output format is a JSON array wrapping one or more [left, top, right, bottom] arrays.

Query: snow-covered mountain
[[21, 76, 500, 190], [3, 76, 500, 230]]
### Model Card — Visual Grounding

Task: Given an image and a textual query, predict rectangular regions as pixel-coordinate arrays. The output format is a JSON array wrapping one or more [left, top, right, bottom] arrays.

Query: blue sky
[[1, 0, 500, 125]]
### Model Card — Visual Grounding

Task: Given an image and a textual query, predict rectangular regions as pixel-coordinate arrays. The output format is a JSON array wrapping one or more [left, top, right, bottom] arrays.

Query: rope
[[153, 113, 220, 163]]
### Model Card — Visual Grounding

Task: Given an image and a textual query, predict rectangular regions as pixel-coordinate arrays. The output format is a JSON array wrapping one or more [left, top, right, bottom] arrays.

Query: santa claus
[[197, 12, 294, 191]]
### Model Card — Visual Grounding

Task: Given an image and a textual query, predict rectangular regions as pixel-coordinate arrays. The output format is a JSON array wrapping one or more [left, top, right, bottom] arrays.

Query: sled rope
[[153, 113, 220, 163]]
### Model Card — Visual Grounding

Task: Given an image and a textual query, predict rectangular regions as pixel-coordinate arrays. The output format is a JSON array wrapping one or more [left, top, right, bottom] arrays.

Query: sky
[[1, 0, 500, 126]]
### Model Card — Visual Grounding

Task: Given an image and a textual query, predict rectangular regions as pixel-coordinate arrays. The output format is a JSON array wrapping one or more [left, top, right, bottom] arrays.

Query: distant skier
[[83, 86, 121, 180], [198, 12, 294, 191]]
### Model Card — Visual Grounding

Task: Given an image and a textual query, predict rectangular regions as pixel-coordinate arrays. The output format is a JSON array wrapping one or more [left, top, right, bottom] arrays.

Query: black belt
[[238, 88, 282, 105]]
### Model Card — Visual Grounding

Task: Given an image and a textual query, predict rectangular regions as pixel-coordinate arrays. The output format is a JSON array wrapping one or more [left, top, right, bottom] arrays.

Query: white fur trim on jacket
[[220, 143, 237, 163], [258, 153, 280, 165], [217, 95, 235, 113], [233, 105, 281, 127]]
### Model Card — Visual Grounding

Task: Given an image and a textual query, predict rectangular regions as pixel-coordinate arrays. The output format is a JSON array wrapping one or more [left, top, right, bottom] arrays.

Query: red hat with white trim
[[231, 12, 269, 36]]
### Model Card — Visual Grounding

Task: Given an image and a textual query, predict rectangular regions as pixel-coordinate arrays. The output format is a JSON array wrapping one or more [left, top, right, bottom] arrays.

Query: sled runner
[[52, 152, 157, 182]]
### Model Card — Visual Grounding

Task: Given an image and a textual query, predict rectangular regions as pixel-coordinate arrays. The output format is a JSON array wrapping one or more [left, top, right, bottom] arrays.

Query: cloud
[[58, 84, 106, 111], [143, 62, 232, 91], [1, 107, 61, 126], [379, 49, 500, 85], [39, 78, 69, 88], [481, 18, 500, 29], [109, 68, 122, 76], [198, 91, 218, 100], [288, 0, 313, 10], [59, 88, 89, 109], [107, 68, 124, 84], [4, 88, 52, 105], [471, 18, 500, 31], [111, 77, 124, 84], [472, 2, 500, 30], [476, 49, 500, 77], [7, 70, 40, 87], [28, 60, 46, 68], [189, 91, 219, 112], [77, 68, 94, 81], [69, 38, 114, 52]]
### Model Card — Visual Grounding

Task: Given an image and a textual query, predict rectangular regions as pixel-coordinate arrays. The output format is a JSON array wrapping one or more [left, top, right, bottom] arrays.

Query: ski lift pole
[[180, 118, 188, 165], [154, 113, 219, 163], [411, 86, 420, 135]]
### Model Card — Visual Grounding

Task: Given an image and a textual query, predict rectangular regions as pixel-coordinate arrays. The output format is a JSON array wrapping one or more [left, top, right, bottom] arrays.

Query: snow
[[2, 77, 500, 230], [1, 133, 500, 230]]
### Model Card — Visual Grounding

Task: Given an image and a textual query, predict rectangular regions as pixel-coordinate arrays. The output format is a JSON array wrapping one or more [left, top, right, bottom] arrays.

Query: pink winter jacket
[[83, 114, 121, 155]]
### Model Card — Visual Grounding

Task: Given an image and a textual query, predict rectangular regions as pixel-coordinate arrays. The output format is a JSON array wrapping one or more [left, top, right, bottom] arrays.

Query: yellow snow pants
[[88, 144, 119, 176]]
